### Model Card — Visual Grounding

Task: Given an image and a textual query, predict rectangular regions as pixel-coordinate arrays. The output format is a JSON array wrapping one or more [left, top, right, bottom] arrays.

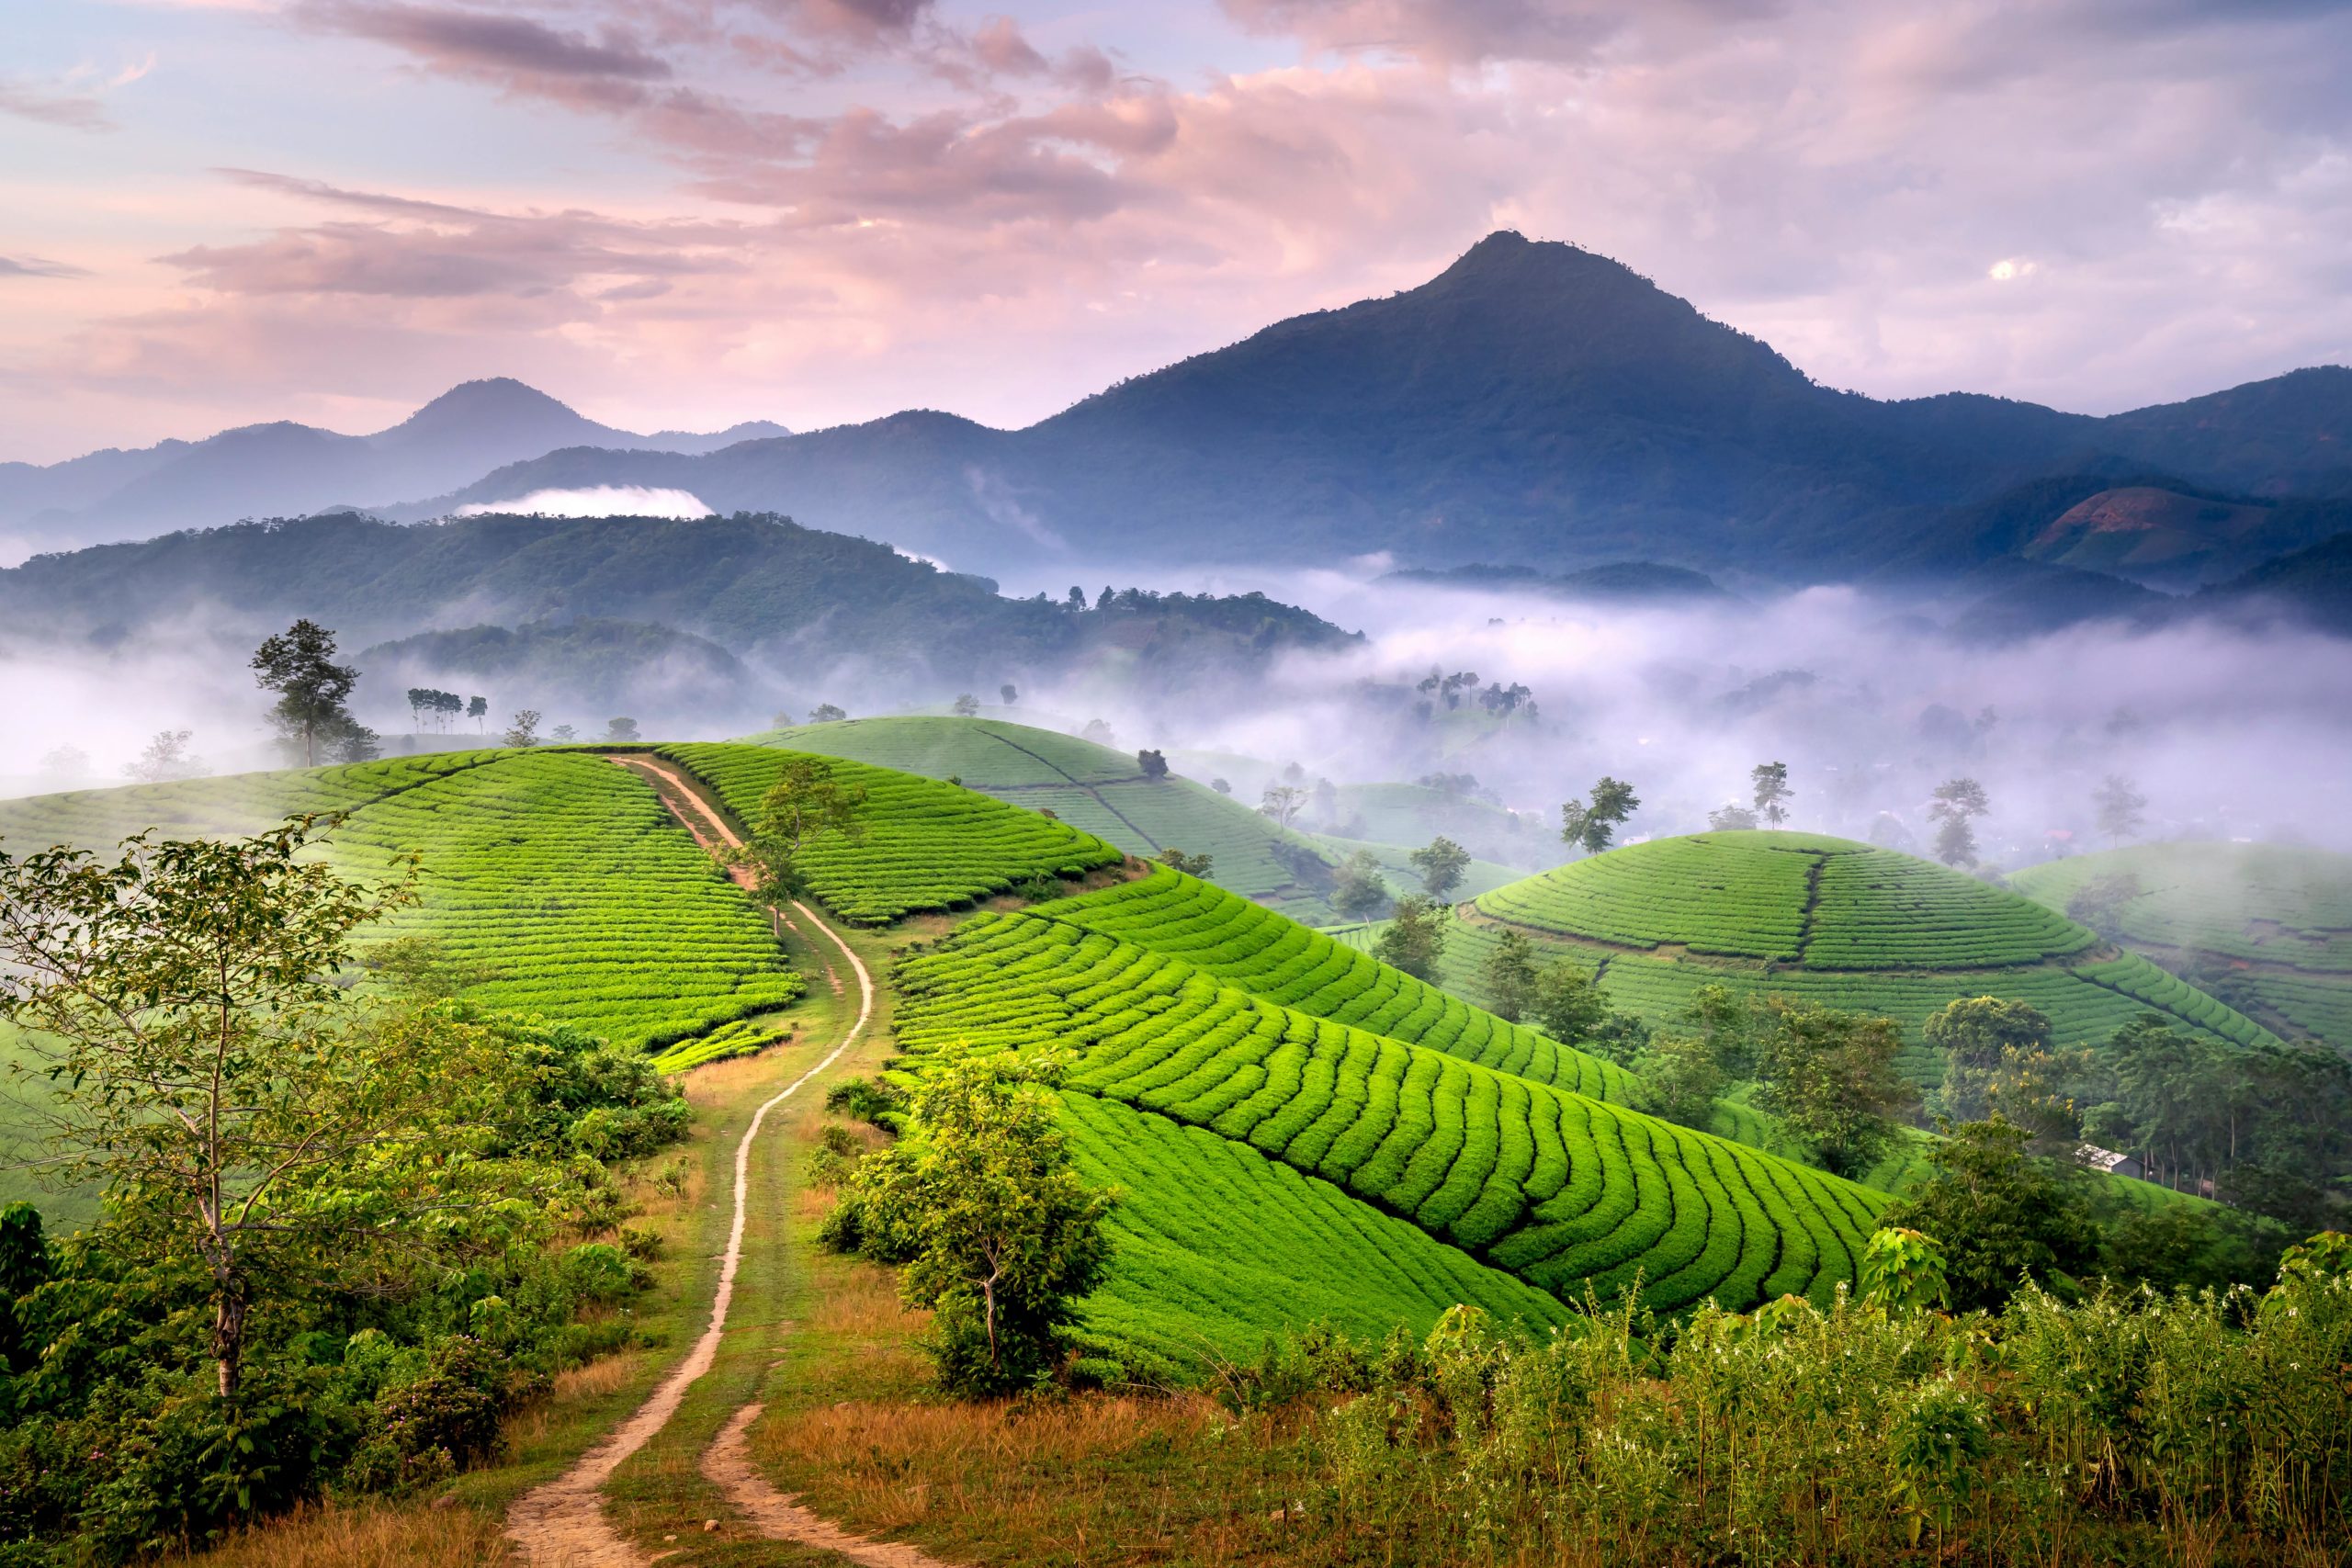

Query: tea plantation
[[1343, 831, 2279, 1086], [892, 872, 1886, 1321], [662, 741, 1125, 922], [2013, 842, 2352, 1049]]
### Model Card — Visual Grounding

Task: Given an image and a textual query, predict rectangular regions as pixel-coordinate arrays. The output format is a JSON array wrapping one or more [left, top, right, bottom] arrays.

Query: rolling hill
[[731, 716, 1520, 922], [2011, 842, 2352, 1050], [1397, 830, 2278, 1085]]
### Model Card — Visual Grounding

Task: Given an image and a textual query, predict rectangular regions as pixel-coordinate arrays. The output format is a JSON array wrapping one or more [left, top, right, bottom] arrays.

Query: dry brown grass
[[499, 1350, 646, 1451], [174, 1501, 512, 1568]]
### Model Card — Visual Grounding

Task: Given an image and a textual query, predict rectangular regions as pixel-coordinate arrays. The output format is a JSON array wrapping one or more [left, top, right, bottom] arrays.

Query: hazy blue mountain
[[0, 510, 1360, 686], [394, 235, 2350, 580], [2199, 531, 2352, 634], [0, 379, 788, 554]]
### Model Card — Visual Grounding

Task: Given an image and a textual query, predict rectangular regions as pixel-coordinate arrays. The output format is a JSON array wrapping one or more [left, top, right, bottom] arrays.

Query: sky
[[3, 0, 2349, 463]]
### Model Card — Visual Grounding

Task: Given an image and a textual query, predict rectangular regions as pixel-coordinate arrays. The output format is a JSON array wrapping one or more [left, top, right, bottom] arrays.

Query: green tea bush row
[[332, 751, 804, 1049], [1054, 866, 1636, 1102], [650, 1015, 790, 1073], [891, 899, 1884, 1314], [664, 743, 1122, 923]]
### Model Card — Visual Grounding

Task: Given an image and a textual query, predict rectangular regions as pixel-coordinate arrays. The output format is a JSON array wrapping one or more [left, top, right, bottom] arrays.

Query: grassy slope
[[891, 870, 1886, 1324], [1446, 830, 2278, 1087], [735, 716, 1508, 920], [2012, 841, 2352, 1049]]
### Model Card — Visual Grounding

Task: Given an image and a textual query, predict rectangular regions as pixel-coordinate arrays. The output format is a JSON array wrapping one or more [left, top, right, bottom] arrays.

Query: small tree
[[1479, 929, 1543, 1022], [952, 694, 980, 717], [467, 695, 488, 732], [1136, 748, 1170, 780], [1882, 1116, 2096, 1311], [1634, 1032, 1725, 1127], [434, 691, 463, 731], [1529, 960, 1608, 1045], [37, 745, 90, 780], [123, 728, 202, 783], [1156, 848, 1213, 878], [1708, 804, 1758, 831], [503, 709, 542, 748], [731, 755, 867, 901], [1330, 850, 1392, 922], [1751, 761, 1792, 826], [1923, 997, 2052, 1122], [1373, 895, 1449, 982], [1260, 784, 1308, 829], [0, 822, 423, 1397], [1408, 836, 1472, 902], [1753, 999, 1917, 1179], [1000, 683, 1018, 705], [840, 1052, 1114, 1393], [1560, 776, 1640, 856], [551, 724, 577, 743], [251, 619, 361, 767], [2093, 774, 2148, 846], [770, 710, 797, 729], [1209, 777, 1232, 795], [2065, 872, 2143, 940], [809, 703, 848, 724], [1928, 777, 1990, 867], [604, 716, 641, 743]]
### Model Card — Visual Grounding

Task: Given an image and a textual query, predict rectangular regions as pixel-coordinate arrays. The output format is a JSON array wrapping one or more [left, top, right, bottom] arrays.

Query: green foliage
[[1156, 847, 1213, 877], [1372, 894, 1447, 981], [1330, 850, 1392, 921], [1929, 776, 1990, 867], [251, 619, 366, 767], [1751, 999, 1917, 1179], [670, 743, 1122, 924], [1856, 1225, 1950, 1315], [833, 1052, 1114, 1394], [1476, 928, 1541, 1022], [731, 753, 868, 901], [1634, 1032, 1725, 1128], [1407, 835, 1472, 902], [1751, 760, 1792, 825], [1883, 1116, 2098, 1311], [1559, 775, 1639, 856], [2094, 773, 2149, 845], [1924, 995, 2052, 1119]]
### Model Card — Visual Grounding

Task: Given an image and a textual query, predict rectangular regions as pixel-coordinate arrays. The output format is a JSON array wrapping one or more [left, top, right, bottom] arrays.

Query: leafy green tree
[[1707, 804, 1758, 830], [1560, 776, 1640, 856], [839, 1052, 1114, 1393], [1882, 1116, 2097, 1311], [809, 703, 848, 723], [1408, 835, 1471, 902], [604, 716, 641, 742], [467, 694, 488, 732], [502, 709, 542, 748], [1750, 761, 1792, 826], [1157, 847, 1213, 877], [1634, 1032, 1725, 1127], [123, 728, 202, 783], [2065, 872, 2142, 939], [1928, 777, 1989, 867], [1856, 1226, 1950, 1316], [1331, 850, 1393, 921], [2094, 773, 2148, 846], [1923, 997, 2052, 1121], [1260, 784, 1308, 829], [952, 693, 980, 717], [732, 756, 867, 902], [0, 821, 440, 1397], [1136, 748, 1170, 780], [1210, 777, 1232, 795], [1478, 929, 1542, 1021], [1373, 896, 1449, 982], [1000, 683, 1018, 705], [251, 620, 361, 767], [1753, 999, 1917, 1179]]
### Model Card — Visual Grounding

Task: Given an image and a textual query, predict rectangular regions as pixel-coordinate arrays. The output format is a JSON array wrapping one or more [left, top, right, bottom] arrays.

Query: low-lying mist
[[6, 562, 2349, 872]]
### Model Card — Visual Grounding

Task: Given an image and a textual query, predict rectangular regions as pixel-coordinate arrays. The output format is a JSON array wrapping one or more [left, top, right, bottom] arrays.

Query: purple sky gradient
[[3, 0, 2347, 462]]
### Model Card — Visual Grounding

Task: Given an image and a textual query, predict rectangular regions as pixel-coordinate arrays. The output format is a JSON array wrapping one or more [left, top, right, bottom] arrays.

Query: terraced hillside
[[1442, 831, 2278, 1085], [663, 741, 1125, 923], [736, 716, 1520, 919], [893, 870, 1887, 1325], [2013, 842, 2352, 1049], [0, 749, 506, 849]]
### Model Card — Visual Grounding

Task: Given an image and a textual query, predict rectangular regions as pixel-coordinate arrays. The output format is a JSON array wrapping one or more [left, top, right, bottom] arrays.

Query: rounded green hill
[[1445, 830, 2276, 1084], [2011, 841, 2352, 1048]]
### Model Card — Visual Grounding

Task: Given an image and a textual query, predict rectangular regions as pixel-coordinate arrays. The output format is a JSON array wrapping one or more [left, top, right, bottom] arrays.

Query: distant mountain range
[[8, 232, 2352, 592], [0, 379, 786, 556]]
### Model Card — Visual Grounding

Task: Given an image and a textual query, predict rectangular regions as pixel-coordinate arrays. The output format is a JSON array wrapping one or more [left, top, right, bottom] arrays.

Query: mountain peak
[[397, 377, 578, 425]]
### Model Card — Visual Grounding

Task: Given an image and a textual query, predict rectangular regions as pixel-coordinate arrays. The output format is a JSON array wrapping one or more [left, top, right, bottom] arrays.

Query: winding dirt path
[[504, 757, 876, 1566]]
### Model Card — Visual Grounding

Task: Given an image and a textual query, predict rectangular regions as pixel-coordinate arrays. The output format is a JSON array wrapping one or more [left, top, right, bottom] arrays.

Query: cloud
[[455, 484, 714, 518], [0, 255, 90, 280], [0, 81, 115, 131], [294, 0, 673, 110]]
